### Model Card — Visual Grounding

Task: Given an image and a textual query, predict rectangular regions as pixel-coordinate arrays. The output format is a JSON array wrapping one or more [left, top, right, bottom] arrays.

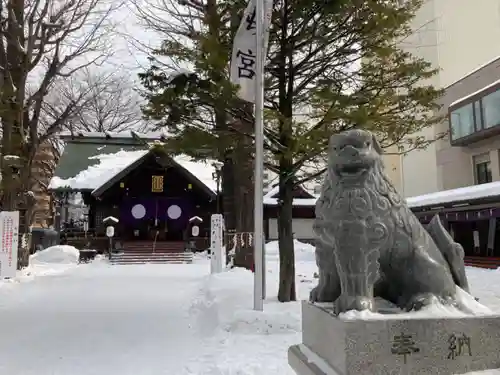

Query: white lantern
[[106, 226, 115, 238], [191, 225, 200, 237]]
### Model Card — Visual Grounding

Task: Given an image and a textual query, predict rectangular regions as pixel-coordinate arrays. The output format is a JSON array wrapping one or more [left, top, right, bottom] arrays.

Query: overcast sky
[[107, 3, 160, 79]]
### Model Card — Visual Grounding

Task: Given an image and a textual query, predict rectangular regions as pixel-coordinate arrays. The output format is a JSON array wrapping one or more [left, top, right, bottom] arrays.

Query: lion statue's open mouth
[[338, 164, 369, 177], [328, 130, 380, 182]]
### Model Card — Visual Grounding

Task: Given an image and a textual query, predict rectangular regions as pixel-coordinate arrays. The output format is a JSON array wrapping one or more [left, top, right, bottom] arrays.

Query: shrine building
[[48, 131, 317, 257]]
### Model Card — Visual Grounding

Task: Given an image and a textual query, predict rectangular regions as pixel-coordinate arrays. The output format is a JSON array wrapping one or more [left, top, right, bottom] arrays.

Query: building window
[[473, 153, 492, 185], [449, 84, 500, 144], [474, 101, 483, 131], [450, 103, 475, 140], [482, 89, 500, 129]]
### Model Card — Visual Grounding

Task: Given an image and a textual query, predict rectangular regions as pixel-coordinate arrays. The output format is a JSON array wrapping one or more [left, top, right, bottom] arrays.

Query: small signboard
[[152, 175, 164, 192], [210, 214, 224, 274], [0, 211, 19, 279]]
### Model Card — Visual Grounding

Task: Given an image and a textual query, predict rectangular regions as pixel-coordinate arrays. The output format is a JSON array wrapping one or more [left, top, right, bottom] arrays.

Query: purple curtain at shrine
[[120, 198, 192, 230], [416, 208, 500, 223]]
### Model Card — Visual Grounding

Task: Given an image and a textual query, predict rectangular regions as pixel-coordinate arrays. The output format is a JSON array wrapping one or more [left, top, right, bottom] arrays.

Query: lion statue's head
[[327, 129, 384, 187]]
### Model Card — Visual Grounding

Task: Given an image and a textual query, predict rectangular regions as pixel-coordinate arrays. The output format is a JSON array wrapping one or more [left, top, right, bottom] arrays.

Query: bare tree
[[65, 68, 150, 133], [0, 0, 121, 267], [30, 137, 62, 227]]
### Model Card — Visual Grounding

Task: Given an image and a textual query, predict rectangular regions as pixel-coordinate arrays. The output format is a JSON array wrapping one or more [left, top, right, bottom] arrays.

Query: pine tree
[[138, 0, 444, 301], [137, 0, 257, 270]]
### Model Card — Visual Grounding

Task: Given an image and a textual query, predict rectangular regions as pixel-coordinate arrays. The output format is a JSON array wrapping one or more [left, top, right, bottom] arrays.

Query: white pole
[[262, 236, 266, 299], [253, 0, 265, 312], [399, 153, 405, 197]]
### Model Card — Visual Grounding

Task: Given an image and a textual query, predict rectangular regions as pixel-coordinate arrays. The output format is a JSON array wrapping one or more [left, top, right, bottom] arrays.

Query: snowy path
[[0, 262, 211, 375], [1, 242, 500, 375]]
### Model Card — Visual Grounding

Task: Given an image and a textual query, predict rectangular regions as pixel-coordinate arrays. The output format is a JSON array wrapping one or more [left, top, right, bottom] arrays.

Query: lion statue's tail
[[426, 214, 470, 294]]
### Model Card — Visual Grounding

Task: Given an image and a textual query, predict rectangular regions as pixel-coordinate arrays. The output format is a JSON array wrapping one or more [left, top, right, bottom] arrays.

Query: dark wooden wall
[[88, 154, 216, 237]]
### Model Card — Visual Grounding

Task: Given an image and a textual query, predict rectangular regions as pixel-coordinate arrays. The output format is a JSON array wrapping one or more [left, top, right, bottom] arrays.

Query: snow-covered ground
[[0, 242, 499, 374]]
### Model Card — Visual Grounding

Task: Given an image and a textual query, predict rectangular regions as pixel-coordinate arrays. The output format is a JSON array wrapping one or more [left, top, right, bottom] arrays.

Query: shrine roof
[[58, 130, 169, 143], [48, 133, 218, 198], [49, 142, 149, 192], [49, 131, 321, 207]]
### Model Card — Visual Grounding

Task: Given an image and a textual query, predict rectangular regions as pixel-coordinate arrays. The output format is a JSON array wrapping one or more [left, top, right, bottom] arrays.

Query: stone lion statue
[[310, 129, 470, 313]]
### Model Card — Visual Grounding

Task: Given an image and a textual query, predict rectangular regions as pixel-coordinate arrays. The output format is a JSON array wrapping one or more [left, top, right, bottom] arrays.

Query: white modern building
[[399, 0, 500, 197]]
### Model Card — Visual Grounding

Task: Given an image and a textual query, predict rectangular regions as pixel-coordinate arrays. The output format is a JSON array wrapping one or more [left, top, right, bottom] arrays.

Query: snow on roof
[[449, 78, 500, 108], [263, 197, 317, 206], [103, 216, 119, 223], [166, 68, 192, 84], [49, 146, 500, 209], [406, 181, 500, 208], [172, 155, 218, 193], [48, 147, 220, 194], [263, 186, 316, 206], [264, 180, 500, 208], [264, 181, 500, 209], [48, 149, 148, 191], [48, 140, 319, 203], [263, 185, 279, 200]]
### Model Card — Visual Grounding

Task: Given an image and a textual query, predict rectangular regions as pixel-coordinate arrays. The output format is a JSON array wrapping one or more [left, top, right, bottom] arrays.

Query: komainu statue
[[310, 129, 470, 313]]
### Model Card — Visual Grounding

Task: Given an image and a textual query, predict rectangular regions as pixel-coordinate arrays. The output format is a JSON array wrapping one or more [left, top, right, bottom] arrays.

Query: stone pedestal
[[288, 301, 500, 375]]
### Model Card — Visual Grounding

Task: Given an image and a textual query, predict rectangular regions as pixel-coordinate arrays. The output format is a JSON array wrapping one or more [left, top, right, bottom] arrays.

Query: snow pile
[[190, 268, 301, 337], [48, 149, 148, 191], [186, 266, 303, 374], [25, 245, 80, 279], [0, 246, 81, 286], [1, 239, 500, 374], [265, 240, 316, 263], [340, 288, 494, 321], [192, 250, 210, 263], [30, 245, 80, 266]]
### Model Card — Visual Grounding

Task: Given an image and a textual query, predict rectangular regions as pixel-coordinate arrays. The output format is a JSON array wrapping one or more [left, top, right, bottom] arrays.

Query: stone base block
[[288, 301, 500, 375], [289, 344, 339, 375]]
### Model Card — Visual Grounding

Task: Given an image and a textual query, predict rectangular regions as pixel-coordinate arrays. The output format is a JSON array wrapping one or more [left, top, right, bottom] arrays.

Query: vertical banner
[[229, 0, 273, 103], [0, 211, 19, 278], [210, 214, 224, 274]]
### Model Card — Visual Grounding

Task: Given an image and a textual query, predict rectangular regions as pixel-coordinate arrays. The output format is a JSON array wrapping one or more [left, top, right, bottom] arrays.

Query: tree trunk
[[277, 161, 296, 302], [231, 117, 255, 270], [222, 149, 236, 263], [275, 0, 296, 302], [0, 0, 36, 269], [1, 136, 34, 269]]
